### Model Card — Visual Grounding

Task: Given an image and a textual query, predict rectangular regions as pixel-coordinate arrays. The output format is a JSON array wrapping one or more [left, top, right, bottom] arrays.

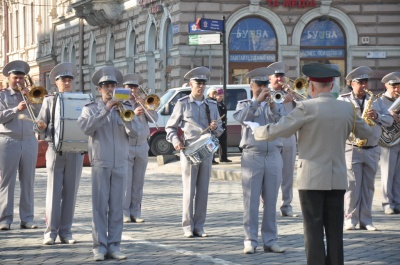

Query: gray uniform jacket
[[337, 92, 393, 146], [35, 95, 55, 141], [0, 88, 38, 140], [233, 99, 282, 151], [125, 100, 158, 145], [78, 100, 141, 167], [166, 95, 223, 146], [254, 93, 373, 190]]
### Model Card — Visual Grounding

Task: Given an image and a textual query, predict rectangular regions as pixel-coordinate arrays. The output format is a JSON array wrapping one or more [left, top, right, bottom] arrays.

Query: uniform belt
[[347, 144, 378, 150]]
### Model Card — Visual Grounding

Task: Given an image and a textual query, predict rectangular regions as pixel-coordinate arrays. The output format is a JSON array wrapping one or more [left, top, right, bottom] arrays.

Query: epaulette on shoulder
[[238, 99, 251, 103], [338, 92, 351, 98], [84, 102, 95, 106], [178, 95, 189, 101]]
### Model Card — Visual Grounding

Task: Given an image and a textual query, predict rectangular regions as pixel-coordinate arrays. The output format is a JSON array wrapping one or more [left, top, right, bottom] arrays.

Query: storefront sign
[[301, 19, 345, 46], [139, 0, 163, 14], [229, 18, 276, 51], [300, 49, 345, 58], [266, 0, 316, 8], [229, 54, 276, 62]]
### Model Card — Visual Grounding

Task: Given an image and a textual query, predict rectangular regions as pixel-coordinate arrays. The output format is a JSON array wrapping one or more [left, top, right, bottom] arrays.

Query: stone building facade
[[1, 0, 400, 95]]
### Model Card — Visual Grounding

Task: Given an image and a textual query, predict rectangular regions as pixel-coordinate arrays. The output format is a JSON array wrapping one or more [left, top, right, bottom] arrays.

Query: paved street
[[1, 153, 399, 264]]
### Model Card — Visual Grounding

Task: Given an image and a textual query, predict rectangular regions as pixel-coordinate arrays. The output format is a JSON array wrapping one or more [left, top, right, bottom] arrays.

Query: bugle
[[24, 74, 47, 104], [138, 86, 160, 110], [132, 93, 159, 130]]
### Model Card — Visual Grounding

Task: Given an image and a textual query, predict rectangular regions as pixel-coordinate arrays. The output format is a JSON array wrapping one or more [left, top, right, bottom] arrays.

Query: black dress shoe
[[212, 160, 219, 165], [220, 159, 232, 162]]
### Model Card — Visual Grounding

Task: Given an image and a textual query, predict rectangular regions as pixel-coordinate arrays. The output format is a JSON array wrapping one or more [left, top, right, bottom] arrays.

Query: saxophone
[[349, 89, 375, 147]]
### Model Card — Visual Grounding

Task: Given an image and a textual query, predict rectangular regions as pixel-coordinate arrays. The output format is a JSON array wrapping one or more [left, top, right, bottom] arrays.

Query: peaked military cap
[[381, 72, 400, 85], [345, 66, 373, 81], [123, 73, 143, 86], [184, 67, 211, 81], [245, 67, 274, 82], [267, 61, 289, 75], [302, 63, 341, 82], [2, 60, 30, 76], [49, 63, 77, 83], [91, 66, 123, 86]]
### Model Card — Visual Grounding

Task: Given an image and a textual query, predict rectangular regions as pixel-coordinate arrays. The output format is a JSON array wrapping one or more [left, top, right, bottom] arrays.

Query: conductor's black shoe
[[212, 160, 219, 165], [220, 159, 232, 162]]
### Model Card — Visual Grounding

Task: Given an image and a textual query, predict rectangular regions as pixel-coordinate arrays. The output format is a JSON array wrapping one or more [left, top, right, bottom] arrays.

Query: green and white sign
[[189, 34, 221, 45]]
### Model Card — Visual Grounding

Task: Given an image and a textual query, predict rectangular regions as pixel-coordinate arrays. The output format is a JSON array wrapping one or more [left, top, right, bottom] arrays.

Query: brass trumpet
[[138, 86, 160, 110], [106, 92, 135, 122], [24, 74, 47, 104]]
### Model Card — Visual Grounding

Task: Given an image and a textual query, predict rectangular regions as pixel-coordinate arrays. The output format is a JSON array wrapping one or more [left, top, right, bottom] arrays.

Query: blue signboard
[[198, 18, 224, 32], [300, 49, 345, 58], [301, 19, 345, 46], [188, 22, 214, 34], [230, 54, 276, 63], [229, 18, 276, 51]]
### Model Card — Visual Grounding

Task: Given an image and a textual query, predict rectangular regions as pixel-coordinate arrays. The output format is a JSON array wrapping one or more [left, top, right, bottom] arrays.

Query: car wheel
[[150, 133, 174, 156]]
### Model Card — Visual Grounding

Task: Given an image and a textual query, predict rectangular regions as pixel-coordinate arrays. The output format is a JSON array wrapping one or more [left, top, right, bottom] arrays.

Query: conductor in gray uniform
[[267, 61, 299, 217], [78, 66, 141, 261], [122, 73, 158, 224], [377, 72, 400, 214], [253, 63, 373, 265], [0, 60, 39, 230], [36, 63, 84, 245], [165, 67, 223, 238], [233, 67, 285, 254], [337, 66, 393, 231]]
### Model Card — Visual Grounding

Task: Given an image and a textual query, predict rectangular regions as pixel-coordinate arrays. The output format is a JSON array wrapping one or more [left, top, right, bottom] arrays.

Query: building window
[[108, 34, 115, 61], [229, 17, 278, 84], [128, 30, 136, 72], [300, 17, 346, 95], [90, 40, 97, 65], [165, 20, 173, 91]]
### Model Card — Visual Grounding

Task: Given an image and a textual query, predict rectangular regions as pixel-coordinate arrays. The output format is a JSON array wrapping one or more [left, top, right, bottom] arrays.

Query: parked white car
[[148, 84, 251, 156]]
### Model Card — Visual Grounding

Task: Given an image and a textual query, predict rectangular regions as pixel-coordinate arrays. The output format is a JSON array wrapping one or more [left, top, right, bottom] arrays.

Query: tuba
[[348, 89, 375, 147], [379, 96, 400, 147], [24, 74, 48, 104]]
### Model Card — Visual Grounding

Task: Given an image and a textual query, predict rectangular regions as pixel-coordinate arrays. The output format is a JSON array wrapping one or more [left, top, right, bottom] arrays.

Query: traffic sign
[[197, 18, 224, 32], [188, 34, 221, 45]]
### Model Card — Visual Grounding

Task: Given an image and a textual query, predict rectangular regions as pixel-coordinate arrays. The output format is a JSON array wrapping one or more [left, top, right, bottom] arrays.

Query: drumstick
[[200, 114, 225, 134], [18, 114, 39, 123]]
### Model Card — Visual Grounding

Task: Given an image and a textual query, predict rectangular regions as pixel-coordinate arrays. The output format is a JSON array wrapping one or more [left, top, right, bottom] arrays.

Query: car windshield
[[157, 89, 176, 111]]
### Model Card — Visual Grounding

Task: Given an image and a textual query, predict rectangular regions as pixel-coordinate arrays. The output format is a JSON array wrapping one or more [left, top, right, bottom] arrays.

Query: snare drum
[[183, 134, 219, 165], [52, 92, 94, 153]]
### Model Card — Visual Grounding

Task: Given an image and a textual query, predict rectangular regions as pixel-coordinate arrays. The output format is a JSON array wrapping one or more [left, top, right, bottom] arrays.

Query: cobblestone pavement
[[0, 154, 399, 264]]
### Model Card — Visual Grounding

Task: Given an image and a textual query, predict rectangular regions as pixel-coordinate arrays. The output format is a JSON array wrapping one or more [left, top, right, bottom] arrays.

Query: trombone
[[132, 93, 159, 130], [138, 86, 160, 110], [24, 74, 48, 104], [16, 84, 39, 129], [278, 77, 308, 101]]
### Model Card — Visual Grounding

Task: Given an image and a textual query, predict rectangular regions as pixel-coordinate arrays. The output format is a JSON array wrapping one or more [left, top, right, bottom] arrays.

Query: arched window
[[300, 17, 346, 93], [147, 23, 157, 89], [90, 40, 97, 65], [127, 29, 136, 72], [70, 45, 76, 67], [108, 34, 115, 61], [62, 46, 68, 62], [229, 17, 278, 84], [165, 20, 173, 91]]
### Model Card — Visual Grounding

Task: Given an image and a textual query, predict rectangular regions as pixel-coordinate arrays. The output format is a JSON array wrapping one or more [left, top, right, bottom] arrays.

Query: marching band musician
[[337, 66, 393, 231], [233, 67, 285, 254], [214, 87, 232, 163], [252, 63, 373, 265], [267, 61, 299, 218], [0, 60, 41, 230], [78, 66, 141, 261], [379, 72, 400, 215], [165, 66, 223, 238], [122, 73, 158, 224], [35, 63, 83, 245]]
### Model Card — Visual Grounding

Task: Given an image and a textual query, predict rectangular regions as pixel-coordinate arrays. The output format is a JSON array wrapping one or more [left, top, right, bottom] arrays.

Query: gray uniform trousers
[[123, 143, 148, 219], [380, 144, 400, 211], [344, 146, 380, 227], [279, 135, 296, 214], [92, 166, 126, 255], [242, 148, 283, 248], [0, 136, 38, 225], [180, 152, 212, 234], [44, 145, 83, 240]]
